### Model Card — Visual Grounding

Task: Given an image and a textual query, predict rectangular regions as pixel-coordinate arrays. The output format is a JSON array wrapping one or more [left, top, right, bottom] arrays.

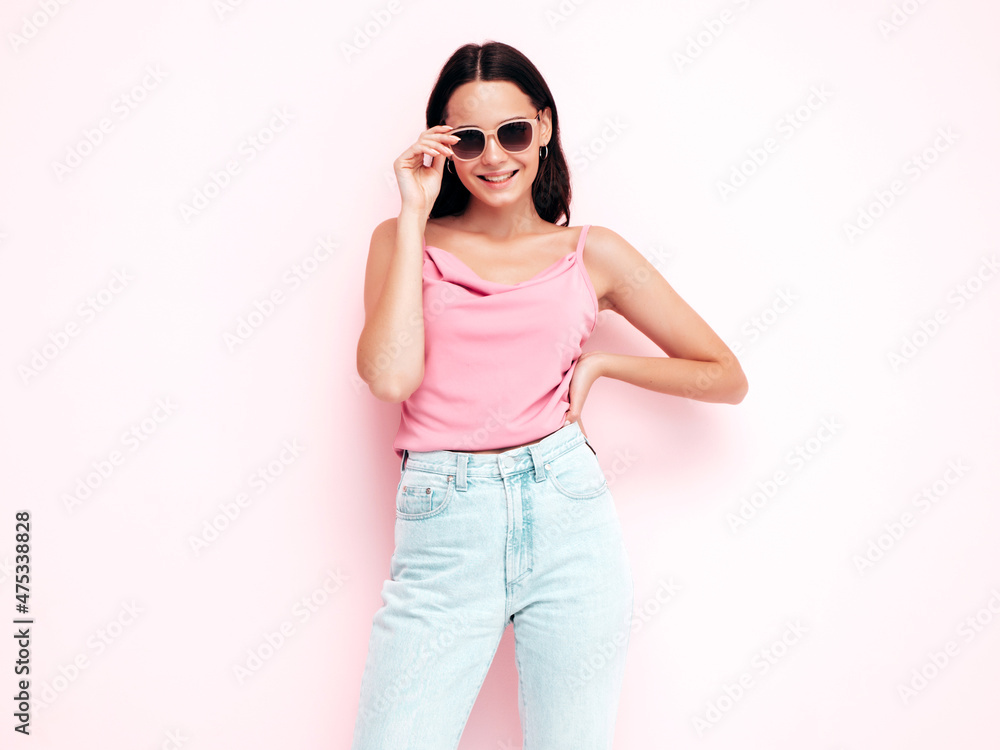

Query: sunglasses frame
[[447, 110, 542, 161]]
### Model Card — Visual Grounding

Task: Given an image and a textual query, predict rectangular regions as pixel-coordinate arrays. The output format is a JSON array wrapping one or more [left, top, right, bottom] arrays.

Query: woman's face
[[443, 80, 551, 211]]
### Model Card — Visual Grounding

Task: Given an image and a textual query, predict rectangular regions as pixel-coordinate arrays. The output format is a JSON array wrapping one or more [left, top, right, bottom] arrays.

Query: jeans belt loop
[[528, 442, 547, 482], [455, 453, 468, 491]]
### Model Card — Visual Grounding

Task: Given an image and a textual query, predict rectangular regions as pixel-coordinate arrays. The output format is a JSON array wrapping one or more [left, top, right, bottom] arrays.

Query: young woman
[[354, 41, 747, 749]]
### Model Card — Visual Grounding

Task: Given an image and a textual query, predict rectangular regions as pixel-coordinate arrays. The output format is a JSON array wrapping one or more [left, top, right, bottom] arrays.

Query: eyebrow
[[452, 114, 530, 130]]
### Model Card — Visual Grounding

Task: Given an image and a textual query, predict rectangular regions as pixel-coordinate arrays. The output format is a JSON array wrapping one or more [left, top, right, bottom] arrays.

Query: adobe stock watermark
[[726, 417, 842, 532], [8, 0, 72, 53], [188, 439, 305, 555], [545, 0, 589, 29], [878, 0, 932, 38], [18, 268, 133, 384], [853, 459, 970, 575], [678, 348, 743, 401], [565, 578, 680, 690], [554, 318, 596, 367], [357, 608, 475, 722], [340, 0, 402, 63], [600, 444, 639, 491], [223, 235, 338, 353], [382, 164, 399, 195], [568, 116, 627, 175], [691, 619, 808, 736], [717, 85, 833, 200], [0, 556, 15, 586], [450, 405, 517, 451], [534, 492, 589, 556], [30, 600, 143, 713], [530, 444, 634, 548], [51, 64, 168, 182], [728, 287, 798, 357], [897, 587, 1000, 706], [152, 729, 189, 750], [178, 106, 293, 223], [886, 253, 998, 372], [352, 284, 464, 395], [842, 126, 959, 244], [644, 245, 673, 274], [233, 568, 349, 684], [61, 398, 178, 514], [601, 244, 673, 308], [214, 0, 249, 21], [673, 0, 754, 71]]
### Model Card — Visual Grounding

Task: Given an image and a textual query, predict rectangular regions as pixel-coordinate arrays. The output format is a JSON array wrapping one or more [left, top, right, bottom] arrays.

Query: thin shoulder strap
[[575, 225, 591, 258]]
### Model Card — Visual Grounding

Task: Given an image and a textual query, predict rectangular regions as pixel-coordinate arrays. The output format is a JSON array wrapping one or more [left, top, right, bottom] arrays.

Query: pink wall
[[2, 1, 998, 747]]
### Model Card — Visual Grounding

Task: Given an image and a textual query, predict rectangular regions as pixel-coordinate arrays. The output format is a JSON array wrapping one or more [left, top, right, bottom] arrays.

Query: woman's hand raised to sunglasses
[[393, 125, 461, 216]]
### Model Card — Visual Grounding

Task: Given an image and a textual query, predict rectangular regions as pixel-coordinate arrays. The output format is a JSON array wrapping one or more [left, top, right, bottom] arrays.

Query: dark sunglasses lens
[[452, 129, 484, 159], [499, 121, 533, 152]]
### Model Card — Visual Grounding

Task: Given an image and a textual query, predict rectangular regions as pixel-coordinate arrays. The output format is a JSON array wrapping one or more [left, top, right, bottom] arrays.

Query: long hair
[[425, 41, 572, 227]]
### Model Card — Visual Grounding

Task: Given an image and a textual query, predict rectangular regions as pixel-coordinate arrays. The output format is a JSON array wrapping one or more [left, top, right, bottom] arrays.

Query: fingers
[[394, 126, 460, 176], [421, 127, 459, 158]]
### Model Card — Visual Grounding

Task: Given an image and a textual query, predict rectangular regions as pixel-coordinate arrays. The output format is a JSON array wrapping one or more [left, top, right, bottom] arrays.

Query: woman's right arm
[[356, 210, 428, 402], [356, 125, 458, 402]]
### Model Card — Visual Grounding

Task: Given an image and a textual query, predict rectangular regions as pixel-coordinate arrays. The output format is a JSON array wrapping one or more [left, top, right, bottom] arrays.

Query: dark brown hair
[[425, 41, 572, 226]]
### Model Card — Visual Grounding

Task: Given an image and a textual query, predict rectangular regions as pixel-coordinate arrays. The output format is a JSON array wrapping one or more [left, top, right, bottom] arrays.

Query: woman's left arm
[[565, 226, 748, 429]]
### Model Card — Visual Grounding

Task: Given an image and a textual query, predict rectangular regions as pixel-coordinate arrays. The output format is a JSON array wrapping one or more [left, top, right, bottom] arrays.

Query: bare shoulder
[[366, 216, 399, 267], [362, 217, 403, 319], [369, 215, 411, 262], [372, 215, 398, 243], [582, 224, 641, 262], [580, 225, 653, 312]]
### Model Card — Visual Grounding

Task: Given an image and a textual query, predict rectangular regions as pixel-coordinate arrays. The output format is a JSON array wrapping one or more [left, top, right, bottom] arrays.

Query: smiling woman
[[352, 39, 747, 748]]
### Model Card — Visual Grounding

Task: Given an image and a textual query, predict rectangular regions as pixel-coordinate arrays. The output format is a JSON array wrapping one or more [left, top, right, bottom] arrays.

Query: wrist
[[399, 206, 428, 225], [590, 350, 614, 379]]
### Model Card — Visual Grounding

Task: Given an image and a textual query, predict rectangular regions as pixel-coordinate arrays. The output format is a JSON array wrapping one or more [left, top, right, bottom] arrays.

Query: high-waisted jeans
[[351, 421, 634, 749]]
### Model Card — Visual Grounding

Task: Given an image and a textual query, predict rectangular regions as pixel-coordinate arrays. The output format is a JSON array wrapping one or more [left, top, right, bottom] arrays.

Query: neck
[[457, 195, 547, 240]]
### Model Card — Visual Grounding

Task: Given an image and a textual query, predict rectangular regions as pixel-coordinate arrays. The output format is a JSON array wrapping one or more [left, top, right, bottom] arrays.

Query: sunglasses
[[447, 111, 541, 161]]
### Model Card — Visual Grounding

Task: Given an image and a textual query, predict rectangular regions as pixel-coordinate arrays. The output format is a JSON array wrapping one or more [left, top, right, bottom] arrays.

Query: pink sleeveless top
[[392, 225, 598, 458]]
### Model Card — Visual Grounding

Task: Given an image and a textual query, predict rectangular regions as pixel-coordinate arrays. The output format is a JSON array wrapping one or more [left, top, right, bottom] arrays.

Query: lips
[[478, 170, 518, 183]]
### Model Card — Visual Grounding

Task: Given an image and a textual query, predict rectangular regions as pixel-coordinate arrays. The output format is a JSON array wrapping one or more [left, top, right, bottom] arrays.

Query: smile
[[478, 170, 518, 184]]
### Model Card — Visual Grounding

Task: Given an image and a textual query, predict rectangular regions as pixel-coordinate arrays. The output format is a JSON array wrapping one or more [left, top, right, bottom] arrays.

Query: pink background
[[2, 1, 999, 747]]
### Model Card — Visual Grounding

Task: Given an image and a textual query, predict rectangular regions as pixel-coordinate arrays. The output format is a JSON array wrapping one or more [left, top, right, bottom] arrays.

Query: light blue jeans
[[351, 421, 634, 749]]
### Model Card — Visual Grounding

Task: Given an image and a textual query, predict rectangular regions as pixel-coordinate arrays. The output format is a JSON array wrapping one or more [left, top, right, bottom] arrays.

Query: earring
[[446, 158, 455, 174], [539, 145, 549, 160]]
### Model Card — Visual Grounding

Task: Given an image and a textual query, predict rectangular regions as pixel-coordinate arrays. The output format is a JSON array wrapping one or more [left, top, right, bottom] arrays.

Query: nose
[[480, 133, 505, 165]]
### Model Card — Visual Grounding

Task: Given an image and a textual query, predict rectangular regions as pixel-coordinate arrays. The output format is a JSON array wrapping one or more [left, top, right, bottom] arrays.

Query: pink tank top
[[393, 225, 598, 458]]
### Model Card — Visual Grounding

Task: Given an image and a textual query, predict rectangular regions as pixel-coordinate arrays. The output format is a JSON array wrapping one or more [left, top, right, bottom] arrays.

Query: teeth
[[481, 171, 515, 182]]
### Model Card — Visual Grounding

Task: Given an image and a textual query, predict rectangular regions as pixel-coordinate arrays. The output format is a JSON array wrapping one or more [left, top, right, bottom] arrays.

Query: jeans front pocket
[[395, 468, 456, 520], [545, 442, 608, 500]]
